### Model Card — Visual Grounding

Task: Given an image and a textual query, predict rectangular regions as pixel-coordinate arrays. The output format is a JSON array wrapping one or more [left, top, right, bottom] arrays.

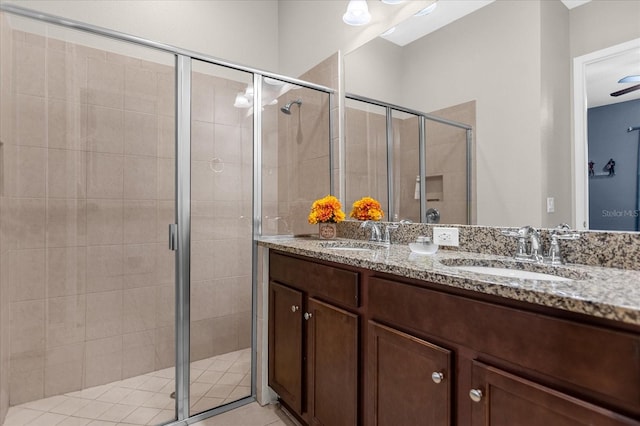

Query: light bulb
[[343, 0, 371, 26]]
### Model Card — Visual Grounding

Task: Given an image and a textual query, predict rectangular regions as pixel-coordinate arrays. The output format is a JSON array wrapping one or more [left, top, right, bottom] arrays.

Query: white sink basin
[[452, 265, 571, 282]]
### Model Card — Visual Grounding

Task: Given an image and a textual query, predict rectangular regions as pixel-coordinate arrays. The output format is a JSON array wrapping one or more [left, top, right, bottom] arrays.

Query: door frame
[[572, 38, 640, 229]]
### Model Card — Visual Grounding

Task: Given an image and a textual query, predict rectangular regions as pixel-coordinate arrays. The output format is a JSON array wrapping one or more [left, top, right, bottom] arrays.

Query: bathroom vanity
[[261, 238, 640, 426]]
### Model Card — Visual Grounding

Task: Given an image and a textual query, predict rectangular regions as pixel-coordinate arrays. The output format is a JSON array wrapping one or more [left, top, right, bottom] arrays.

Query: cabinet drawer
[[470, 361, 639, 426], [270, 252, 359, 308], [369, 276, 640, 410]]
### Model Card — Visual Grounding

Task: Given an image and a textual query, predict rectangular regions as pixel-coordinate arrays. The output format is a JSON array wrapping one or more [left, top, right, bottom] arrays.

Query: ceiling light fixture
[[414, 2, 438, 17], [619, 75, 640, 83], [343, 0, 371, 26], [380, 0, 405, 4]]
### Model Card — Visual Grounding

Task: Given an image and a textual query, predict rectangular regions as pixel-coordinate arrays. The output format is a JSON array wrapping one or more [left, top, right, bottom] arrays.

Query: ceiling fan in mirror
[[610, 75, 640, 97]]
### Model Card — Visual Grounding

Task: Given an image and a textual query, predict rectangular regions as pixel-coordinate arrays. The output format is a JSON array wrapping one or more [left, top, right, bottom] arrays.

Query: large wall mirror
[[574, 38, 640, 232], [343, 0, 640, 230]]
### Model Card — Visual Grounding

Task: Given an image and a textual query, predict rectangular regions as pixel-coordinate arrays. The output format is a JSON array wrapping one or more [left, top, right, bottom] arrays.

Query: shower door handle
[[169, 224, 178, 251]]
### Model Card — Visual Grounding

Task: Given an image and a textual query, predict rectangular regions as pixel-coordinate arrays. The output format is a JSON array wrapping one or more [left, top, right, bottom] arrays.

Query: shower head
[[628, 126, 640, 132], [281, 99, 302, 115]]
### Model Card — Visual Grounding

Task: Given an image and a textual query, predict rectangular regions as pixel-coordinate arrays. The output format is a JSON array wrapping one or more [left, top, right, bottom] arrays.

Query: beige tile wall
[[0, 27, 253, 411], [396, 115, 421, 222], [344, 106, 388, 218], [189, 68, 253, 372], [263, 54, 335, 237], [0, 29, 178, 406], [422, 101, 476, 225]]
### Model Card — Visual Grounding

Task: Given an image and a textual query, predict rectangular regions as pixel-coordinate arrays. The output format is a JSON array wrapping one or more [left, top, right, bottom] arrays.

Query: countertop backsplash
[[336, 221, 640, 271]]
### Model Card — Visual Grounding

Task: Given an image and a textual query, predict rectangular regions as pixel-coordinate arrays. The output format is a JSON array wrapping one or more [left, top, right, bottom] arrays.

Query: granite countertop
[[257, 236, 640, 326]]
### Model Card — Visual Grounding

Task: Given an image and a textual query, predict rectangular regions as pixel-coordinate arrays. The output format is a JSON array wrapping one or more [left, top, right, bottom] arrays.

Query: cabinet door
[[470, 361, 639, 426], [368, 322, 452, 426], [307, 297, 358, 426], [269, 281, 304, 414]]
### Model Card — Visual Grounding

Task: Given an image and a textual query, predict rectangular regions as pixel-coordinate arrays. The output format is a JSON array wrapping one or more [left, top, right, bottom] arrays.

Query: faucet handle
[[502, 225, 534, 238], [555, 232, 581, 241], [383, 223, 399, 245], [500, 228, 520, 238], [501, 228, 529, 258], [550, 224, 580, 240], [546, 228, 579, 265]]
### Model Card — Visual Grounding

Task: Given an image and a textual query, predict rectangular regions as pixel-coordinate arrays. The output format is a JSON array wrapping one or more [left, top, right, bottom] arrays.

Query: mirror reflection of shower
[[281, 98, 302, 114]]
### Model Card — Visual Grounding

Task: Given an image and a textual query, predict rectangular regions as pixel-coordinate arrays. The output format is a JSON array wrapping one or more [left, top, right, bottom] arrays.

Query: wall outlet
[[433, 227, 459, 247]]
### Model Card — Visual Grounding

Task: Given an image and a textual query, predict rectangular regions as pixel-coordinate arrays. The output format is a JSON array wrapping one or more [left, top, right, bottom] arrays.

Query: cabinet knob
[[291, 305, 299, 312], [469, 389, 483, 403], [431, 372, 444, 384], [304, 312, 313, 320]]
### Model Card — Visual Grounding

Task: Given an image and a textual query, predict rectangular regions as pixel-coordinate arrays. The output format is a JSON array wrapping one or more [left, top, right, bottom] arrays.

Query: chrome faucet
[[361, 221, 400, 246], [547, 224, 580, 265], [383, 223, 399, 246], [501, 225, 543, 262], [361, 221, 382, 243], [528, 227, 544, 262], [502, 224, 580, 264]]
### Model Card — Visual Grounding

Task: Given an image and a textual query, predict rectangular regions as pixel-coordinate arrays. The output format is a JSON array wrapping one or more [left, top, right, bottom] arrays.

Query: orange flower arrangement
[[308, 195, 346, 224], [350, 197, 384, 221]]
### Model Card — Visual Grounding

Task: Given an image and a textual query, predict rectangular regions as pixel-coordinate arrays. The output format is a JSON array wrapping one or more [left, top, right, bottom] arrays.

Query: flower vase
[[318, 222, 337, 240]]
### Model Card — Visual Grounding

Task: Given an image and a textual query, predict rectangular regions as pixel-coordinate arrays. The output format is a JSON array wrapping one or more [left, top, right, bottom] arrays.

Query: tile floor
[[3, 348, 252, 426], [192, 403, 299, 426]]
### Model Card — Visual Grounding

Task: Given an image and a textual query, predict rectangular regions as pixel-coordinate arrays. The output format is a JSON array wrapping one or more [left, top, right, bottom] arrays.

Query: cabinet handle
[[469, 389, 483, 403], [291, 305, 299, 312], [431, 372, 444, 384], [304, 312, 313, 320]]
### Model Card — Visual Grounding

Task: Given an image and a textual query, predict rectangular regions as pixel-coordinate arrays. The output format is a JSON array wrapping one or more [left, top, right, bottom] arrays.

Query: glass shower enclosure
[[344, 94, 473, 225], [0, 4, 334, 425]]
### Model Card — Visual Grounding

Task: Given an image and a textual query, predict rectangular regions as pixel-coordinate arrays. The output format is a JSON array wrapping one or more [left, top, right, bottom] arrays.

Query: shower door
[[0, 12, 178, 426], [187, 60, 254, 417]]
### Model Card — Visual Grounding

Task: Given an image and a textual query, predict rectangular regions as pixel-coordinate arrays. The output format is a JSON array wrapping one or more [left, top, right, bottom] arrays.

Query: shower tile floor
[[3, 348, 251, 426]]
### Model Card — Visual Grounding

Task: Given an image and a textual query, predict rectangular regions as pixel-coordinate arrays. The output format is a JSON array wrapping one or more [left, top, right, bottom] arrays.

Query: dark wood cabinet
[[367, 321, 452, 426], [368, 275, 640, 426], [307, 298, 358, 426], [470, 361, 639, 426], [268, 252, 360, 426], [267, 250, 640, 426], [268, 281, 304, 414]]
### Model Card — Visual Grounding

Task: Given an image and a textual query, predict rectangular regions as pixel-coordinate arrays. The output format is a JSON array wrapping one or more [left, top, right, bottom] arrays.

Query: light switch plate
[[433, 227, 459, 247], [546, 197, 555, 213]]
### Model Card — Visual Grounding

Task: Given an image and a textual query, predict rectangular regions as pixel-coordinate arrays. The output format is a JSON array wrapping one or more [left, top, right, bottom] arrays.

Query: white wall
[[4, 0, 280, 72], [570, 0, 640, 58], [540, 0, 571, 228], [372, 1, 543, 226], [344, 37, 404, 104], [277, 0, 431, 77]]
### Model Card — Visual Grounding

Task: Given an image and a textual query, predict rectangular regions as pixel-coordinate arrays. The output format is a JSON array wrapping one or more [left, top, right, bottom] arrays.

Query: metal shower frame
[[0, 4, 335, 425], [345, 93, 473, 224]]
